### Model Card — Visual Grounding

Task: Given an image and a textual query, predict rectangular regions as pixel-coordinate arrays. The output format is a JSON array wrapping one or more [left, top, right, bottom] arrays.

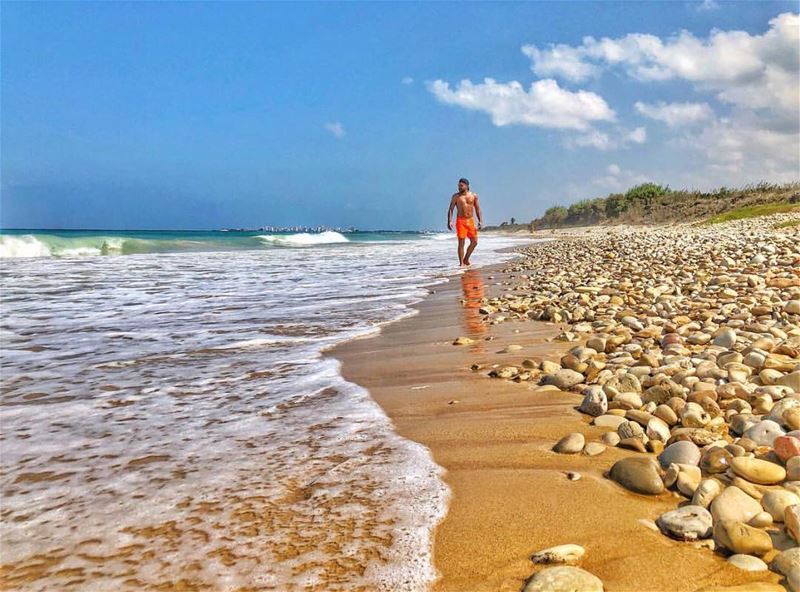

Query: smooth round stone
[[453, 336, 474, 345], [658, 441, 701, 469], [656, 505, 712, 540], [614, 392, 643, 410], [767, 398, 800, 426], [713, 520, 773, 556], [522, 566, 603, 592], [771, 547, 800, 577], [531, 544, 586, 564], [711, 486, 763, 524], [502, 344, 523, 353], [779, 371, 800, 393], [579, 386, 608, 417], [785, 300, 800, 315], [713, 328, 738, 349], [593, 415, 627, 429], [654, 404, 678, 426], [601, 432, 620, 446], [692, 479, 722, 509], [609, 457, 665, 495], [788, 456, 800, 481], [742, 419, 786, 446], [583, 442, 606, 457], [553, 433, 585, 454], [786, 504, 800, 543], [731, 457, 787, 485], [646, 417, 671, 442], [774, 436, 800, 462], [542, 369, 585, 390], [700, 447, 734, 474], [748, 511, 773, 528], [761, 490, 800, 521], [727, 554, 768, 571]]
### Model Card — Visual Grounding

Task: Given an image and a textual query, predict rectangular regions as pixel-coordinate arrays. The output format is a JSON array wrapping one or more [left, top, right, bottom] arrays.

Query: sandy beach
[[332, 214, 800, 591]]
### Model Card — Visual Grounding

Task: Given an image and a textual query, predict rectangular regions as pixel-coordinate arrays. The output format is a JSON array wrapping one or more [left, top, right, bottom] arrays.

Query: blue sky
[[2, 1, 798, 230]]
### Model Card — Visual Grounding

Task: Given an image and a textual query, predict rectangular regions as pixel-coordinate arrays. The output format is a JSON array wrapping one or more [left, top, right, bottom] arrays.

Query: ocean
[[0, 229, 529, 591]]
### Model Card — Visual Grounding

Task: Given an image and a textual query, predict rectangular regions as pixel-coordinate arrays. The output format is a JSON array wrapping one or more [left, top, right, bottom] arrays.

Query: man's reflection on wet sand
[[460, 270, 486, 352]]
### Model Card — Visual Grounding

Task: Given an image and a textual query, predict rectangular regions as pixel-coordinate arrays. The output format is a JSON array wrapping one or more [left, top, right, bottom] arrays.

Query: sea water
[[0, 230, 528, 591]]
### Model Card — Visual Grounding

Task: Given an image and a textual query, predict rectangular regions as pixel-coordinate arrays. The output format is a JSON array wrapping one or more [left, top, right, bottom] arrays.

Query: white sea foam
[[0, 234, 52, 258], [0, 234, 534, 591], [256, 230, 350, 246]]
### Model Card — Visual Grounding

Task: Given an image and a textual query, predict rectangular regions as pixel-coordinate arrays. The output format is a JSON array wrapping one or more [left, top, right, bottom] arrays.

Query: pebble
[[713, 520, 773, 556], [726, 554, 768, 571], [775, 435, 800, 461], [710, 486, 763, 524], [761, 490, 800, 521], [583, 442, 606, 457], [541, 369, 585, 390], [453, 336, 474, 346], [522, 566, 603, 592], [730, 457, 786, 485], [553, 433, 585, 454], [786, 504, 800, 542], [656, 505, 713, 540], [530, 544, 586, 564], [658, 441, 701, 469], [609, 457, 665, 495], [578, 386, 607, 417], [742, 419, 786, 446], [771, 547, 800, 577]]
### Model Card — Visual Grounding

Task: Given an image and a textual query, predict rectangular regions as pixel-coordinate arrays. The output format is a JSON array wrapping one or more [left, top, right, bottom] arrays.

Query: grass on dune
[[704, 202, 800, 225]]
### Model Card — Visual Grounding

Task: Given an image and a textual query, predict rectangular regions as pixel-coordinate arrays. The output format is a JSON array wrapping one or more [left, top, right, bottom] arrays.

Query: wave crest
[[256, 231, 350, 247]]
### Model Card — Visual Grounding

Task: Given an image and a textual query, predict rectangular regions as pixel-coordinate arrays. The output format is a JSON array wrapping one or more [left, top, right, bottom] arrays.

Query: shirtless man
[[447, 177, 482, 266]]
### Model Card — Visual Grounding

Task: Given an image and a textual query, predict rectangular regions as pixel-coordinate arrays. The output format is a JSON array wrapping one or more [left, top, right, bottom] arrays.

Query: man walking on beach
[[447, 177, 482, 266]]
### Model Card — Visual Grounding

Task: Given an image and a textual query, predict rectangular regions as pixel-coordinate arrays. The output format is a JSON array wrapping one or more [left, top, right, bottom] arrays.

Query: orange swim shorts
[[455, 217, 478, 240]]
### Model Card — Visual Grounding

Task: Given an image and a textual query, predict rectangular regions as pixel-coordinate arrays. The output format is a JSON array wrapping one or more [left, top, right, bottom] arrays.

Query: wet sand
[[331, 264, 782, 592]]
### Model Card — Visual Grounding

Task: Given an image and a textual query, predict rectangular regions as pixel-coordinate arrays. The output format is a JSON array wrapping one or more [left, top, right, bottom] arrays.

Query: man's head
[[458, 177, 469, 192]]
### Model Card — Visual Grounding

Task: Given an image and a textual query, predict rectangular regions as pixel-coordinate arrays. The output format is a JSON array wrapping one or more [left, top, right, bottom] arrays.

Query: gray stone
[[542, 369, 585, 390], [522, 566, 604, 592], [656, 505, 712, 541], [742, 419, 786, 446], [658, 441, 701, 469], [579, 386, 607, 417], [531, 544, 586, 564]]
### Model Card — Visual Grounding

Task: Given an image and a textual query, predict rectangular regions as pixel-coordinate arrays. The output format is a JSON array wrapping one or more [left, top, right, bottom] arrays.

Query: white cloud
[[635, 101, 714, 127], [521, 44, 600, 82], [427, 77, 615, 131], [324, 121, 345, 138], [566, 126, 646, 151], [401, 76, 414, 85], [524, 13, 799, 124], [627, 126, 647, 143], [524, 13, 800, 176]]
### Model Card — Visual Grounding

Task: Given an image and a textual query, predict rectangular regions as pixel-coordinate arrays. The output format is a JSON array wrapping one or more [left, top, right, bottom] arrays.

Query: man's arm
[[474, 194, 483, 229], [447, 195, 457, 230]]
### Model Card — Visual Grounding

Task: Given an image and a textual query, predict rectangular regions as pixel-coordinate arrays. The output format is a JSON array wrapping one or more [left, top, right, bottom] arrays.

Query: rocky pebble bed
[[472, 213, 800, 591]]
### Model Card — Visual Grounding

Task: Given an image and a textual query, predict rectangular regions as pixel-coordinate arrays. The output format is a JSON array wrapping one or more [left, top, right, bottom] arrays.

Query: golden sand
[[332, 266, 782, 592]]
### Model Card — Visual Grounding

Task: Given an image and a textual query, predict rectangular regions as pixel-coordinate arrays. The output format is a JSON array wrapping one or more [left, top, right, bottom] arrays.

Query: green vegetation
[[774, 219, 800, 229], [523, 181, 800, 230], [705, 202, 800, 225]]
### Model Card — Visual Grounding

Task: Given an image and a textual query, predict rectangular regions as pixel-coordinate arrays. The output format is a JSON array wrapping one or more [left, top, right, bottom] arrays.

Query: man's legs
[[464, 237, 478, 265], [457, 238, 466, 266]]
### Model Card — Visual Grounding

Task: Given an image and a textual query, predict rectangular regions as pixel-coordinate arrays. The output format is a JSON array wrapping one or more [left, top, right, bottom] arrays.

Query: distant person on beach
[[447, 177, 482, 266]]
